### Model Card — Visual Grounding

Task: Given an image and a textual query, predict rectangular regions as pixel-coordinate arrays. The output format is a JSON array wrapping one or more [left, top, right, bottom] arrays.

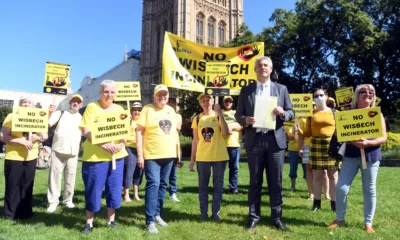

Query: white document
[[253, 95, 278, 129]]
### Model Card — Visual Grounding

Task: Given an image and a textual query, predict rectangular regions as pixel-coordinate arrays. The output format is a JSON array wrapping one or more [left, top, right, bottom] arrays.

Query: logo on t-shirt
[[201, 127, 214, 142], [159, 120, 172, 134]]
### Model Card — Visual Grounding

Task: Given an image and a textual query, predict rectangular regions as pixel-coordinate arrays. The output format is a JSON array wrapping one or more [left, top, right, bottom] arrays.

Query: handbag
[[328, 108, 343, 160]]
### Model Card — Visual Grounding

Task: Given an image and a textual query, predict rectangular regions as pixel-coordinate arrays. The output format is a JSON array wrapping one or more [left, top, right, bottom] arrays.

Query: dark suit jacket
[[235, 81, 294, 150]]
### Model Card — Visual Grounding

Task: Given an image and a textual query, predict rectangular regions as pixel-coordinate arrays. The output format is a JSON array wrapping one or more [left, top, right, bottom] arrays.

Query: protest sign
[[375, 97, 381, 106], [335, 107, 382, 142], [114, 81, 141, 101], [12, 107, 49, 133], [162, 32, 264, 95], [90, 111, 130, 145], [290, 94, 313, 117], [205, 62, 231, 96], [43, 62, 70, 95], [335, 87, 353, 111]]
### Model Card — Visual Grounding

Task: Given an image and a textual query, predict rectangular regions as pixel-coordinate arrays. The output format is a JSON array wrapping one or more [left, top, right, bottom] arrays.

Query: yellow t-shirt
[[191, 113, 229, 162], [284, 121, 298, 151], [80, 102, 128, 162], [2, 114, 39, 161], [298, 117, 310, 146], [222, 109, 241, 147], [136, 104, 178, 160], [126, 119, 137, 148], [303, 110, 335, 137]]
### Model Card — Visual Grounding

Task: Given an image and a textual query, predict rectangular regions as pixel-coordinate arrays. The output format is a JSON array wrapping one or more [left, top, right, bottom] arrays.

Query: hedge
[[382, 132, 400, 151]]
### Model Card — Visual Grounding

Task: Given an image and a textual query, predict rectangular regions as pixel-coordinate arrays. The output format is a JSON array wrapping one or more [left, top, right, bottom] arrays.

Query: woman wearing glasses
[[300, 89, 338, 212], [329, 85, 386, 233], [123, 102, 144, 202], [222, 96, 242, 194]]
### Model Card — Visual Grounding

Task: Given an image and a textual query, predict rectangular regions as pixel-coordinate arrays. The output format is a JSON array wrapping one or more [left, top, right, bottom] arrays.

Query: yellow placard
[[162, 32, 264, 95], [375, 97, 381, 106], [43, 62, 70, 95], [11, 107, 49, 133], [290, 94, 313, 117], [335, 87, 354, 111], [90, 111, 130, 144], [335, 107, 382, 142], [114, 81, 141, 101], [205, 62, 231, 96], [283, 120, 294, 131]]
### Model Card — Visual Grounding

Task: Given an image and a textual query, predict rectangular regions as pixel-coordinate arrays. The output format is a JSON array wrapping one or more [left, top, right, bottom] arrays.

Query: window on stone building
[[0, 99, 14, 107], [196, 13, 204, 44], [218, 21, 226, 45], [207, 17, 215, 46]]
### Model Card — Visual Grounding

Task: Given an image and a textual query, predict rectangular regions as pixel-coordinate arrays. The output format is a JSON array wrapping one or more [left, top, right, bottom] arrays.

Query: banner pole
[[361, 149, 367, 169]]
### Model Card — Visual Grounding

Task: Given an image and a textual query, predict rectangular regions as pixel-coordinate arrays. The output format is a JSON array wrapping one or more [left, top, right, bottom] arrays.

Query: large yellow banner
[[114, 82, 141, 101], [335, 107, 383, 142], [162, 32, 264, 95], [290, 94, 313, 117], [12, 107, 49, 133], [91, 111, 130, 144], [43, 62, 70, 95]]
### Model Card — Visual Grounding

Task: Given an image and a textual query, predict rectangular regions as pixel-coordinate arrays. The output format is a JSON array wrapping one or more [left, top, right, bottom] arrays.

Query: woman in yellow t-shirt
[[80, 80, 128, 234], [123, 102, 143, 202], [221, 96, 242, 194], [136, 84, 178, 234], [189, 93, 229, 222], [1, 96, 48, 220]]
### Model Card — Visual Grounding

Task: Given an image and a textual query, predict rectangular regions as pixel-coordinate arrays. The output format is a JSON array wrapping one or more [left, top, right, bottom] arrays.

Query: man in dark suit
[[235, 56, 294, 231]]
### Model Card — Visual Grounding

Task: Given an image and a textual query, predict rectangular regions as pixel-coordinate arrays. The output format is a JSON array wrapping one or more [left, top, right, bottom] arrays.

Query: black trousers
[[4, 159, 37, 220], [246, 134, 284, 224]]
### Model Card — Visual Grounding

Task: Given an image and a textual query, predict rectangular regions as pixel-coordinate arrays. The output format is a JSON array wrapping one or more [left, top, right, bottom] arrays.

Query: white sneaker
[[47, 204, 58, 213], [146, 223, 159, 234], [65, 202, 76, 209], [154, 216, 168, 227], [169, 193, 180, 202]]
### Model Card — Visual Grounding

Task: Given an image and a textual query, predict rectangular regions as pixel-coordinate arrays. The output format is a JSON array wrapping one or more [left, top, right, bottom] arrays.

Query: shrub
[[180, 135, 192, 158], [382, 132, 400, 151]]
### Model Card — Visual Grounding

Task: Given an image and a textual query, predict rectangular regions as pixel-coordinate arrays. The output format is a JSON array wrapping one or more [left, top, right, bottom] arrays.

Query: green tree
[[0, 106, 12, 127]]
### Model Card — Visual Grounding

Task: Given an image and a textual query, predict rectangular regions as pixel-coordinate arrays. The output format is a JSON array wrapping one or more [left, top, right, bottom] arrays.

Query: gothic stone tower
[[140, 0, 244, 103]]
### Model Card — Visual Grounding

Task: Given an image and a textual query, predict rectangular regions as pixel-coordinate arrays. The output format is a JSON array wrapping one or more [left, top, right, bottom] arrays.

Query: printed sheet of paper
[[253, 96, 278, 129]]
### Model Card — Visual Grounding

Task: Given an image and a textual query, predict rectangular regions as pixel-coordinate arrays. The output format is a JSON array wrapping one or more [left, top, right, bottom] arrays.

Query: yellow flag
[[114, 82, 141, 101], [12, 107, 49, 133], [335, 107, 383, 142], [90, 110, 130, 144], [162, 32, 264, 95], [43, 62, 70, 95]]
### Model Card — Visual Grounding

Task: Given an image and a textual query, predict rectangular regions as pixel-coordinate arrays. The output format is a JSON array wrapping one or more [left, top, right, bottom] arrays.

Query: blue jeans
[[168, 164, 177, 195], [336, 157, 380, 225], [197, 161, 227, 217], [288, 150, 306, 179], [144, 159, 174, 224], [124, 147, 143, 187], [227, 147, 240, 191]]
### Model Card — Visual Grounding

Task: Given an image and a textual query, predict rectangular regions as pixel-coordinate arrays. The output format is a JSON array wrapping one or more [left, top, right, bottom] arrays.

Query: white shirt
[[256, 80, 271, 132], [49, 110, 82, 156]]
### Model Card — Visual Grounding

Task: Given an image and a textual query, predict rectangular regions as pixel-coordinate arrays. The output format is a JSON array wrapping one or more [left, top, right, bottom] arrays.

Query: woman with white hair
[[80, 80, 128, 234], [1, 95, 48, 220]]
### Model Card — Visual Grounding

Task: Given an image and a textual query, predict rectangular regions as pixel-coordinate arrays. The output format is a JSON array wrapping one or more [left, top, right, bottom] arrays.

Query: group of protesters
[[0, 56, 386, 235]]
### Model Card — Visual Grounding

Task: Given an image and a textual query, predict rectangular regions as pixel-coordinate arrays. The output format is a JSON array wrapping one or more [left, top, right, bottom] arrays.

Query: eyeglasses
[[133, 109, 141, 112], [224, 101, 233, 103], [314, 94, 324, 98], [359, 91, 374, 95]]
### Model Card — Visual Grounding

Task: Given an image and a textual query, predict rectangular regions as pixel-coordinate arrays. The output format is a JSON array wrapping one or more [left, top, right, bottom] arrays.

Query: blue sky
[[0, 0, 296, 93]]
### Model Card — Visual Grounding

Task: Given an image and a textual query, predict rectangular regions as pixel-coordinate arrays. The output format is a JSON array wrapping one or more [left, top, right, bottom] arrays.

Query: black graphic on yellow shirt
[[159, 120, 172, 134], [201, 127, 214, 142]]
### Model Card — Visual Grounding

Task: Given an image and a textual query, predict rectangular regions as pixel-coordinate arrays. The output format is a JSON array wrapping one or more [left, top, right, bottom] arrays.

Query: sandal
[[365, 224, 375, 233], [328, 220, 345, 228]]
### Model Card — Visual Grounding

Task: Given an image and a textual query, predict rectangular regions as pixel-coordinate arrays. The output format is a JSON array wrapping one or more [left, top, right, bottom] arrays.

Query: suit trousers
[[4, 159, 37, 220], [246, 134, 285, 224], [47, 151, 78, 206]]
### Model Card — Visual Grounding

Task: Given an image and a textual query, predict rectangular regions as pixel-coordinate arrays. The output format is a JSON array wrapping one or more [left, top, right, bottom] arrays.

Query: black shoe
[[273, 220, 290, 232], [246, 220, 259, 230], [81, 224, 93, 234], [312, 199, 321, 212], [212, 215, 221, 223], [106, 221, 117, 228], [199, 214, 208, 222], [331, 200, 336, 212]]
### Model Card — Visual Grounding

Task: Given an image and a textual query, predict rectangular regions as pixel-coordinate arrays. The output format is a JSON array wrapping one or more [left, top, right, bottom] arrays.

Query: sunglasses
[[360, 91, 374, 95], [132, 109, 141, 112], [314, 94, 324, 98]]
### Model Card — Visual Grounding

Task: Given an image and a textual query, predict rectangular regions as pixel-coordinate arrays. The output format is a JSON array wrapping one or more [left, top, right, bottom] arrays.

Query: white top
[[256, 80, 271, 132], [49, 110, 82, 156]]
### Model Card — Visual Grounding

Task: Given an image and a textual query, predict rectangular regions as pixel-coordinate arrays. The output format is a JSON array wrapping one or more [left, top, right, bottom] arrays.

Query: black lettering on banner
[[178, 58, 207, 72], [293, 104, 308, 108], [292, 98, 300, 102], [353, 115, 363, 120], [123, 85, 129, 89], [341, 129, 379, 137], [97, 124, 126, 132], [342, 121, 375, 130], [15, 124, 45, 129], [203, 52, 227, 61], [106, 117, 116, 122], [18, 118, 44, 123], [95, 130, 129, 139], [27, 112, 36, 116], [170, 71, 205, 85]]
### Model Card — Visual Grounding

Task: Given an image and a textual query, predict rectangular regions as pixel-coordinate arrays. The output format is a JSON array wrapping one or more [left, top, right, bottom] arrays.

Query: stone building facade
[[140, 0, 243, 103]]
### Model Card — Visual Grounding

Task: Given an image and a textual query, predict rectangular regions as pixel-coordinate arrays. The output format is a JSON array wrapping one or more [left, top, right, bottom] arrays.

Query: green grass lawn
[[0, 159, 399, 240]]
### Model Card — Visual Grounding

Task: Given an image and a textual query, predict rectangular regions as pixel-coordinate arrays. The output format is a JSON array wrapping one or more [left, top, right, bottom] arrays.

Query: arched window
[[207, 17, 215, 46], [196, 13, 204, 44], [218, 21, 226, 45]]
